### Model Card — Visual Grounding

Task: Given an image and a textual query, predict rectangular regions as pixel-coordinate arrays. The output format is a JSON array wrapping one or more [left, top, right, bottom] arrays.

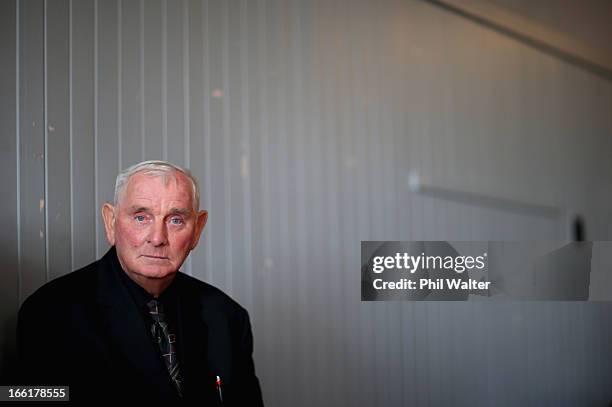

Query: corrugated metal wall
[[2, 0, 612, 405]]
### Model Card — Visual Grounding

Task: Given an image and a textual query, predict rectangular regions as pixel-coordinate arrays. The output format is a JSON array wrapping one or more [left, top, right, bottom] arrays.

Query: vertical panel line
[[258, 0, 270, 284], [202, 0, 212, 280], [16, 0, 22, 304], [222, 0, 232, 291], [69, 0, 74, 271], [43, 0, 49, 282], [162, 0, 167, 160], [240, 0, 253, 310], [118, 0, 122, 170], [94, 0, 99, 256], [139, 0, 145, 159], [182, 0, 191, 276], [183, 0, 189, 169]]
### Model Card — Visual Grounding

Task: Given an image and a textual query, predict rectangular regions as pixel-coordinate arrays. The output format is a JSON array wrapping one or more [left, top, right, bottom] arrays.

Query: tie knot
[[146, 299, 165, 322]]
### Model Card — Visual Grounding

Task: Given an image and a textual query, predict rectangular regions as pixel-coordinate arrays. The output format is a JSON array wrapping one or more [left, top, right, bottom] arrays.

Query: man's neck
[[116, 258, 176, 298], [124, 272, 176, 298]]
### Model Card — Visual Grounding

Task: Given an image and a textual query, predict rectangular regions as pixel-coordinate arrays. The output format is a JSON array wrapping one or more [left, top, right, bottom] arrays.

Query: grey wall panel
[[226, 0, 247, 308], [195, 0, 215, 284], [206, 0, 228, 293], [46, 0, 71, 280], [120, 0, 143, 168], [243, 1, 270, 399], [0, 0, 19, 382], [70, 0, 96, 271], [236, 0, 254, 313], [95, 0, 119, 256], [186, 0, 205, 279], [5, 0, 612, 405], [143, 0, 163, 160], [19, 0, 46, 302], [164, 0, 186, 166]]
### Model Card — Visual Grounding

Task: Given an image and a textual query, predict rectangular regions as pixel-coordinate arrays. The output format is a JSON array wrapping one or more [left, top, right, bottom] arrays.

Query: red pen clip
[[215, 375, 224, 403]]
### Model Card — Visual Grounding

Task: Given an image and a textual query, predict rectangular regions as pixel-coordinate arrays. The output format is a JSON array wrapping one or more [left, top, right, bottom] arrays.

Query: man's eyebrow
[[128, 205, 151, 213], [126, 206, 192, 216], [168, 208, 192, 216]]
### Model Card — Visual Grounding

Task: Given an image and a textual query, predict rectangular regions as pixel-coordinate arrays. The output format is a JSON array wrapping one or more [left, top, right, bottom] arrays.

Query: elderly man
[[17, 160, 264, 404]]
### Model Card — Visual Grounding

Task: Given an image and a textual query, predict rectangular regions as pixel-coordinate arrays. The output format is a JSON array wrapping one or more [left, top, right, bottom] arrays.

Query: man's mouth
[[141, 255, 169, 260]]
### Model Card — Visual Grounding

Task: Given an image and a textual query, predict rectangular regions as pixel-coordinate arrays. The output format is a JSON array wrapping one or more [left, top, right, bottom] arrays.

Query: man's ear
[[101, 203, 117, 246], [190, 210, 208, 250]]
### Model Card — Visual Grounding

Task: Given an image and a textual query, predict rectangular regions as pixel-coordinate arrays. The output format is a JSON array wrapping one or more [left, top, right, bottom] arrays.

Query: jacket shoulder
[[19, 259, 99, 314], [177, 273, 249, 317]]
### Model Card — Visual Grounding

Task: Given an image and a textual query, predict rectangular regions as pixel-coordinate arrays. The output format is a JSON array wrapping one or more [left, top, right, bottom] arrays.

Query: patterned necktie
[[147, 299, 183, 397]]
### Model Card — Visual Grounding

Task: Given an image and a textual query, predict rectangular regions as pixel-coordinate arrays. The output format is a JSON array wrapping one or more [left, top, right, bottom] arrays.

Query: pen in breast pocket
[[216, 375, 223, 403]]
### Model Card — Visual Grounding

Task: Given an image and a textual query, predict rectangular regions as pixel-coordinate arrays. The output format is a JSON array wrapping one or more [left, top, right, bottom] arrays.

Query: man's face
[[102, 171, 207, 281]]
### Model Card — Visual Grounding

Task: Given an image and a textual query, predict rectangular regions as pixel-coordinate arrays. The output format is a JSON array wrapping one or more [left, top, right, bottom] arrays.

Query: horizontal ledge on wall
[[424, 0, 612, 81]]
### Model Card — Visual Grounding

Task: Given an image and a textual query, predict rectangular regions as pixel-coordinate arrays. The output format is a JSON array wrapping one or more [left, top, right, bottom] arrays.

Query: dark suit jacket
[[17, 247, 264, 405]]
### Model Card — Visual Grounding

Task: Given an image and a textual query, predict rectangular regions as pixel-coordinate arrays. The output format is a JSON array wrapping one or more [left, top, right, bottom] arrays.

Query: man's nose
[[148, 220, 169, 246]]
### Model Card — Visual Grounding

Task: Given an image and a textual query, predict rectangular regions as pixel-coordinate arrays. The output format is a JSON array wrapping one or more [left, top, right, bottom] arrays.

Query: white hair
[[114, 160, 200, 211]]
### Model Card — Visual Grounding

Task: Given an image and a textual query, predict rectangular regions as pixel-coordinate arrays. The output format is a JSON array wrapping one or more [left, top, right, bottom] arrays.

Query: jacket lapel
[[175, 275, 218, 401], [93, 248, 177, 399]]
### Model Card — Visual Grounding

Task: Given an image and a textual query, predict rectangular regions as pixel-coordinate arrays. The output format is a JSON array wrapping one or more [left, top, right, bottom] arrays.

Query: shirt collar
[[109, 246, 180, 310]]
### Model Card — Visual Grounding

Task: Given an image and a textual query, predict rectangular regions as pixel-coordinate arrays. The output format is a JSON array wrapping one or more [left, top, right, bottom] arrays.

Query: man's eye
[[134, 215, 146, 223], [170, 217, 183, 225]]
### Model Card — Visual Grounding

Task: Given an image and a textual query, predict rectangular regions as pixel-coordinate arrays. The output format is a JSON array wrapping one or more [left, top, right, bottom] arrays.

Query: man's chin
[[137, 268, 176, 279], [132, 262, 177, 279]]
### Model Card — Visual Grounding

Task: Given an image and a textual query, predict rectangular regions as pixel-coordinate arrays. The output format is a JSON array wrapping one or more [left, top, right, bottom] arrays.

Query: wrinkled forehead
[[120, 171, 194, 206]]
